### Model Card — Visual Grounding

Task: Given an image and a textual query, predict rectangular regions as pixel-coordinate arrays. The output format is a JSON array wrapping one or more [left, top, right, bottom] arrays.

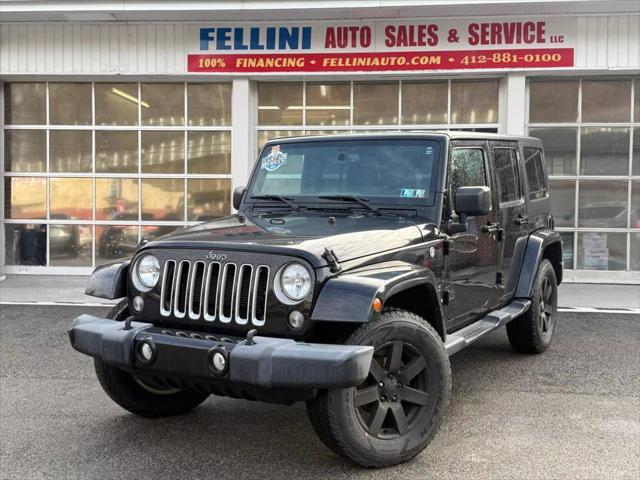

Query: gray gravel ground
[[1, 305, 638, 480]]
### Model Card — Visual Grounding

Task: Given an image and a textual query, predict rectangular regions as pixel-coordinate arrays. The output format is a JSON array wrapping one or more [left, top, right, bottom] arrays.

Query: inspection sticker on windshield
[[400, 188, 425, 198], [261, 145, 288, 172]]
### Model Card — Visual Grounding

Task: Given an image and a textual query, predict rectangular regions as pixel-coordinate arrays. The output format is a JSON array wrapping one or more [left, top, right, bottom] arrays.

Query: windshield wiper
[[318, 195, 381, 215], [250, 194, 300, 211]]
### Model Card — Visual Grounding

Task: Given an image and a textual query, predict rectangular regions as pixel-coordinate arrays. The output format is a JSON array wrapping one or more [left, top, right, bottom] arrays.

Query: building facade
[[0, 0, 639, 282]]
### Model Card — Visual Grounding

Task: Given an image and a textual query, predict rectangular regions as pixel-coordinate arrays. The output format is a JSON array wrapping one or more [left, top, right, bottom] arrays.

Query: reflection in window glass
[[187, 132, 231, 174], [523, 148, 547, 200], [353, 83, 398, 125], [582, 79, 631, 123], [559, 232, 574, 269], [401, 82, 448, 125], [4, 83, 46, 125], [549, 179, 576, 227], [188, 83, 232, 126], [635, 79, 640, 123], [578, 232, 626, 271], [4, 130, 46, 172], [141, 179, 185, 221], [258, 130, 305, 150], [4, 224, 47, 266], [580, 127, 630, 176], [529, 79, 578, 123], [4, 177, 46, 219], [187, 179, 231, 221], [95, 131, 138, 174], [141, 225, 182, 242], [96, 225, 139, 265], [449, 148, 486, 211], [96, 178, 139, 221], [49, 224, 92, 267], [632, 181, 640, 229], [141, 131, 185, 174], [141, 84, 185, 126], [258, 83, 303, 126], [50, 178, 93, 220], [95, 83, 139, 126], [451, 80, 498, 124], [630, 233, 640, 271], [633, 128, 640, 176], [305, 83, 350, 126], [49, 130, 92, 173], [528, 128, 576, 175], [578, 180, 628, 228], [493, 148, 522, 203], [49, 83, 92, 125]]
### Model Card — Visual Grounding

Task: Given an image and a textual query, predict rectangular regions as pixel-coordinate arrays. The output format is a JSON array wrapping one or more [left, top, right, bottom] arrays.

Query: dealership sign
[[187, 18, 575, 73]]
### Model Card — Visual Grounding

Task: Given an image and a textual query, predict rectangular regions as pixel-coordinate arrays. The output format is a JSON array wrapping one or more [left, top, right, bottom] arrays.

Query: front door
[[443, 141, 502, 327]]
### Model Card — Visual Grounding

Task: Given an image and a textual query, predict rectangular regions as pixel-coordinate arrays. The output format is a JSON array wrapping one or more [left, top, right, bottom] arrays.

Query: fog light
[[288, 310, 305, 330], [208, 347, 228, 376], [132, 295, 144, 312], [135, 338, 156, 365]]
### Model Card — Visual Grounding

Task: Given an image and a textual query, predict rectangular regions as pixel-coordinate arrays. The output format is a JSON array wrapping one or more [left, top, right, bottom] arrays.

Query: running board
[[444, 300, 531, 355]]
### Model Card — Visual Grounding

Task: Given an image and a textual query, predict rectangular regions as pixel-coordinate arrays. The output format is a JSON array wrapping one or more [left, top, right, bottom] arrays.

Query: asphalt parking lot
[[1, 305, 638, 480]]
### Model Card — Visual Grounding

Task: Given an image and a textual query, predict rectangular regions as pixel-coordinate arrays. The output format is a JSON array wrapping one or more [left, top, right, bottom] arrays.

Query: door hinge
[[442, 240, 451, 255], [441, 289, 455, 305], [496, 271, 503, 285]]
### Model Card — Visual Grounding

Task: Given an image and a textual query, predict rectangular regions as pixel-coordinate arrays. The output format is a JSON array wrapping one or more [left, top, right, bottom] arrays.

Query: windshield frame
[[244, 136, 446, 211]]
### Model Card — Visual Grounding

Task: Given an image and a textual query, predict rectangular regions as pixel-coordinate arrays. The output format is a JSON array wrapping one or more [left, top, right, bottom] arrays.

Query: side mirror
[[450, 186, 491, 232], [233, 186, 246, 211]]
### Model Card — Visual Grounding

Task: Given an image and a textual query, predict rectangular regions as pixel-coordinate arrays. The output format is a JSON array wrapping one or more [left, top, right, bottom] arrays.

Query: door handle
[[481, 222, 500, 233], [515, 215, 529, 225]]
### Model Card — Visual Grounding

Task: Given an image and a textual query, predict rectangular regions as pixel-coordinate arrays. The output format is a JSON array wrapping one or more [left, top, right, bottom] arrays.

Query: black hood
[[143, 213, 430, 268]]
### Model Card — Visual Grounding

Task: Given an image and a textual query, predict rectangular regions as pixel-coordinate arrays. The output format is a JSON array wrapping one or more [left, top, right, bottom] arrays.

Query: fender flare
[[310, 261, 446, 337], [515, 229, 563, 299], [85, 259, 130, 299]]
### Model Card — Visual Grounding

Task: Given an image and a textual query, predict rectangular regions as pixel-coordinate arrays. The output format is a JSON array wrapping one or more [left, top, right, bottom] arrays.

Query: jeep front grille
[[159, 260, 270, 326]]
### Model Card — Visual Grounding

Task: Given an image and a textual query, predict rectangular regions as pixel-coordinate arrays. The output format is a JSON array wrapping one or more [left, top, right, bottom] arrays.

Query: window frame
[[491, 145, 524, 207], [522, 146, 549, 202]]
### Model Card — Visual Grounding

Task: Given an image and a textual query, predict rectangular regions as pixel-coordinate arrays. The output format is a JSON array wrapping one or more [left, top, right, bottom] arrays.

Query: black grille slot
[[176, 262, 190, 315], [161, 260, 175, 314], [190, 262, 205, 318], [237, 265, 253, 321], [205, 263, 221, 320], [222, 264, 236, 319], [253, 266, 269, 324]]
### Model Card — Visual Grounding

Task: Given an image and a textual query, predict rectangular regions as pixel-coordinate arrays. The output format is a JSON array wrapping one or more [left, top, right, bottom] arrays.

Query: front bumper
[[68, 315, 373, 389]]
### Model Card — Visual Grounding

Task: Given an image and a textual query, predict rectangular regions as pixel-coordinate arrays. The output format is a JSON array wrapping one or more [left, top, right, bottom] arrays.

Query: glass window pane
[[4, 177, 46, 219], [141, 179, 184, 221], [635, 79, 640, 123], [580, 127, 630, 176], [141, 225, 182, 242], [4, 130, 46, 172], [4, 83, 46, 125], [632, 180, 640, 229], [582, 79, 632, 123], [96, 225, 139, 265], [95, 131, 138, 174], [187, 83, 232, 126], [528, 128, 576, 175], [258, 130, 305, 150], [353, 83, 398, 125], [141, 84, 185, 126], [187, 179, 231, 221], [187, 131, 231, 174], [49, 224, 92, 267], [258, 83, 303, 126], [578, 232, 627, 271], [50, 177, 93, 220], [451, 80, 498, 124], [559, 232, 574, 269], [493, 148, 522, 203], [633, 128, 640, 176], [549, 179, 576, 227], [49, 130, 92, 173], [96, 178, 139, 221], [529, 79, 578, 123], [578, 180, 628, 228], [630, 233, 640, 271], [95, 83, 139, 126], [401, 81, 448, 125], [305, 83, 351, 126], [4, 224, 47, 266], [49, 83, 92, 125], [141, 131, 185, 174]]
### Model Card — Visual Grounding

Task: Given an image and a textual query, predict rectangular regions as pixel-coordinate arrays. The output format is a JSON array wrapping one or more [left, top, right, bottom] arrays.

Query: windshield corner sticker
[[261, 145, 288, 172], [401, 188, 426, 198]]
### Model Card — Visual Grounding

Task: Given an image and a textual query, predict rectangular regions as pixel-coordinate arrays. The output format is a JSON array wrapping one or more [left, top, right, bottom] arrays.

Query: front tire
[[306, 309, 450, 467], [94, 299, 209, 418]]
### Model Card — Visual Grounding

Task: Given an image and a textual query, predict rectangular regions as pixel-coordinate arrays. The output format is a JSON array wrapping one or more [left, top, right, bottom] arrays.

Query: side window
[[449, 148, 487, 211], [492, 147, 522, 203], [523, 147, 548, 200]]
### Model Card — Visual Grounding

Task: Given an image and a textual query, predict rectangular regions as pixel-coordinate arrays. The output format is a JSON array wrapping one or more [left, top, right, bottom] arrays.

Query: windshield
[[248, 139, 441, 206]]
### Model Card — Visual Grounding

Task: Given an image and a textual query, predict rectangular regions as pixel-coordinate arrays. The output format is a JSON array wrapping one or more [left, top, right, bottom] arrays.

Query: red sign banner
[[188, 48, 573, 73]]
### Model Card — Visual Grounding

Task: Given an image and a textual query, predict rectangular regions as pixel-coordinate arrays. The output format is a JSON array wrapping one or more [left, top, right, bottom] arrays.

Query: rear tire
[[306, 309, 450, 467], [507, 259, 558, 354], [94, 299, 209, 418]]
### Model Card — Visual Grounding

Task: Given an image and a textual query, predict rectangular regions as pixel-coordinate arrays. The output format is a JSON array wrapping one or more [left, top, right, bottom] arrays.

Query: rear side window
[[449, 148, 487, 210], [492, 147, 522, 203], [523, 147, 548, 200]]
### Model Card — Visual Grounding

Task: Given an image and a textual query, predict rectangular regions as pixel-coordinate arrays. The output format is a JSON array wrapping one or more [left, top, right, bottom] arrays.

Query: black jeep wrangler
[[69, 132, 562, 467]]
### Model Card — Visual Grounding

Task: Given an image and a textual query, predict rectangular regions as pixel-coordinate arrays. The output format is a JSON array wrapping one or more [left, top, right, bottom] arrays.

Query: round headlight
[[280, 263, 312, 301], [136, 255, 160, 289]]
